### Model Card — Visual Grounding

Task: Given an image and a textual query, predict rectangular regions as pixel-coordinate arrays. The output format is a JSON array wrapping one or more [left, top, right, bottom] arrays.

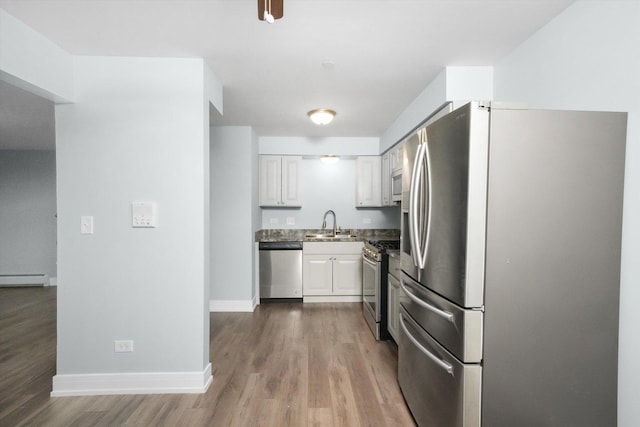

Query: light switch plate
[[132, 202, 157, 228]]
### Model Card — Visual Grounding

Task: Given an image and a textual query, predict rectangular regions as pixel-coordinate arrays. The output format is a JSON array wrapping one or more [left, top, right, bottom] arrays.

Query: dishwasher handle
[[259, 241, 303, 250]]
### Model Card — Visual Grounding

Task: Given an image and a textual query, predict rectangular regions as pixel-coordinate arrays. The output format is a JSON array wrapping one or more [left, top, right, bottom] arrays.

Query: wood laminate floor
[[0, 287, 415, 426]]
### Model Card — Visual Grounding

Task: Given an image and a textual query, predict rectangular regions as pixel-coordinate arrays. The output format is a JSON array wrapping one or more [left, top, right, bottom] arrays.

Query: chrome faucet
[[321, 210, 337, 236]]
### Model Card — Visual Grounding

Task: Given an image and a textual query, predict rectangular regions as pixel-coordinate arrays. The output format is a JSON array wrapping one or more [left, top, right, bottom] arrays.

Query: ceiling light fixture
[[308, 109, 336, 126], [258, 0, 283, 23], [320, 155, 339, 164]]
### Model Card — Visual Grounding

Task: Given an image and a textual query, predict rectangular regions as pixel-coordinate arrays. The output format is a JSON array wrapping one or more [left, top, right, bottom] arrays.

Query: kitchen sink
[[305, 233, 356, 240]]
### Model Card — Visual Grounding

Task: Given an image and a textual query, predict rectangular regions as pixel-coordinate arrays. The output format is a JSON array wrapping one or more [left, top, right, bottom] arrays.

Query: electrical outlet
[[114, 340, 134, 353], [363, 218, 372, 224], [80, 216, 94, 234]]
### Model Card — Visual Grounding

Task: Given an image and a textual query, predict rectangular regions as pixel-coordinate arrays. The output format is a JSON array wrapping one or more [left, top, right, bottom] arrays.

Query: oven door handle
[[400, 280, 455, 323], [399, 313, 454, 376], [362, 254, 377, 268]]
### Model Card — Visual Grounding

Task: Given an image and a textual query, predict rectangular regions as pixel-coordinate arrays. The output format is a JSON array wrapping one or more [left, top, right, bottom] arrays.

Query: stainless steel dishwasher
[[259, 241, 303, 301]]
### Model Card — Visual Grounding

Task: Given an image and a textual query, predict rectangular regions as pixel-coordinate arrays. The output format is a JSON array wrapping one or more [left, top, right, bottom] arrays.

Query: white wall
[[493, 1, 640, 425], [0, 9, 73, 102], [210, 126, 259, 305], [0, 150, 57, 279], [380, 69, 447, 151], [260, 136, 380, 156], [380, 66, 494, 152], [54, 57, 210, 384], [260, 157, 400, 229], [251, 131, 260, 301]]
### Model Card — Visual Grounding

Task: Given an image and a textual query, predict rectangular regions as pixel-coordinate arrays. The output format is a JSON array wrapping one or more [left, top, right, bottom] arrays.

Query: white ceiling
[[0, 0, 575, 150]]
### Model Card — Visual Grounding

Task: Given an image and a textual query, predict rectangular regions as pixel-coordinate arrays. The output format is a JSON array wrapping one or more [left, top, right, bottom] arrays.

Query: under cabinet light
[[320, 155, 339, 164]]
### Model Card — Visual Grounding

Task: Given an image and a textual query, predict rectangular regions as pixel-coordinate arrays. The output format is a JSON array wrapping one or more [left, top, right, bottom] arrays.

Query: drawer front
[[398, 307, 481, 427], [400, 272, 483, 363], [303, 241, 363, 255]]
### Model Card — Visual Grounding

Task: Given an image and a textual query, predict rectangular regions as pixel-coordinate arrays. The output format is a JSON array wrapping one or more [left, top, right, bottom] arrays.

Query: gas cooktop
[[365, 239, 400, 253]]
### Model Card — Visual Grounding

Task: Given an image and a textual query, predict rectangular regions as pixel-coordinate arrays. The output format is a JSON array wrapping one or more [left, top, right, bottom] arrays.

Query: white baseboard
[[303, 295, 363, 303], [51, 363, 212, 397], [209, 298, 258, 312], [0, 274, 48, 286]]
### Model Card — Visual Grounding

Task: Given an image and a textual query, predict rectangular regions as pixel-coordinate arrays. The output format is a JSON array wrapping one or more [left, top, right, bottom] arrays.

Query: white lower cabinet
[[302, 255, 333, 295], [387, 272, 400, 341], [303, 242, 363, 300], [331, 254, 362, 295]]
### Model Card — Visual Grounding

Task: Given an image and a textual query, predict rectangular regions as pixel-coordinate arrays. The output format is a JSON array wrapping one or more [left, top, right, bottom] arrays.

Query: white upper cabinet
[[259, 155, 302, 207], [355, 156, 382, 207], [390, 145, 402, 172], [280, 156, 301, 206], [381, 152, 391, 206], [260, 156, 281, 206]]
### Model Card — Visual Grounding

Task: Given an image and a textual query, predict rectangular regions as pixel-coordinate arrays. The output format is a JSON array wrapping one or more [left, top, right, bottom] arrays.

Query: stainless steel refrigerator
[[398, 101, 627, 427]]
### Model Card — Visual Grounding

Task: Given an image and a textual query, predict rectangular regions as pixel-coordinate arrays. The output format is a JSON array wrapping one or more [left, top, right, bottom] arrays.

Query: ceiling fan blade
[[258, 0, 284, 20]]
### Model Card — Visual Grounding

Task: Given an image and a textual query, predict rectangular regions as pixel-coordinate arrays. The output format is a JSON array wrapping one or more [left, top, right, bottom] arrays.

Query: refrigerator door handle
[[423, 138, 433, 270], [409, 142, 426, 268], [416, 145, 427, 269], [399, 313, 454, 375], [400, 280, 455, 323]]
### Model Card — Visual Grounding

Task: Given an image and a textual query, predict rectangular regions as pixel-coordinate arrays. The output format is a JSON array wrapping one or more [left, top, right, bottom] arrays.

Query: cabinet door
[[259, 156, 282, 206], [356, 156, 382, 207], [281, 156, 302, 206], [381, 152, 390, 206], [332, 254, 363, 295], [390, 147, 399, 172], [391, 145, 404, 172], [387, 273, 400, 341], [303, 255, 332, 295]]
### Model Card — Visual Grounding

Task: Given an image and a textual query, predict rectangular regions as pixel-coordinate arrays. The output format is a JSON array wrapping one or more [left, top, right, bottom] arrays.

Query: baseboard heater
[[0, 274, 49, 287]]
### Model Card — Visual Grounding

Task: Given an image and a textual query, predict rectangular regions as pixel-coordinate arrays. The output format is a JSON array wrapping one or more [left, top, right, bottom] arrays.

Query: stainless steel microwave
[[391, 169, 402, 202]]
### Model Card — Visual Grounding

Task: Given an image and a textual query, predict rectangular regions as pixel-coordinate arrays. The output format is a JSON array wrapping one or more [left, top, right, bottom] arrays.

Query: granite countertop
[[255, 228, 400, 243]]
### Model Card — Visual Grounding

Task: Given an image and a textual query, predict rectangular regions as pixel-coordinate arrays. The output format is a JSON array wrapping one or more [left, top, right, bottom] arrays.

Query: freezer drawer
[[400, 272, 483, 363], [398, 306, 481, 427]]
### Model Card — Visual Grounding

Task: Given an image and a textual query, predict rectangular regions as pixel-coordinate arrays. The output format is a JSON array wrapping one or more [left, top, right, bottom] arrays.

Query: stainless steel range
[[362, 239, 399, 340]]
